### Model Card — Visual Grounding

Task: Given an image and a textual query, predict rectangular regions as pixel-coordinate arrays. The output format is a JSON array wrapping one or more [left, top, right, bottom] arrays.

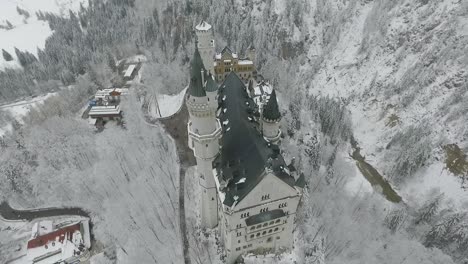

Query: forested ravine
[[350, 143, 402, 204]]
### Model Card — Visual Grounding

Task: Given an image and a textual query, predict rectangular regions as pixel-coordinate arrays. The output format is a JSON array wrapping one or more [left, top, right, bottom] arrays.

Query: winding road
[[0, 201, 90, 221]]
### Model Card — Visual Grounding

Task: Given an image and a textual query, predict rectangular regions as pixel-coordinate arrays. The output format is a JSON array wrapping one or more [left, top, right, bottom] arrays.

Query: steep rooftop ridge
[[188, 47, 207, 97], [262, 89, 281, 121], [221, 46, 234, 55], [214, 72, 296, 207]]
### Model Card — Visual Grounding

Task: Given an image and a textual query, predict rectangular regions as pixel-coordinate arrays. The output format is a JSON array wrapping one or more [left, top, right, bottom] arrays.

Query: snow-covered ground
[[0, 92, 57, 136], [0, 0, 87, 70], [146, 86, 187, 118], [300, 0, 468, 209], [402, 162, 468, 209], [157, 86, 187, 117]]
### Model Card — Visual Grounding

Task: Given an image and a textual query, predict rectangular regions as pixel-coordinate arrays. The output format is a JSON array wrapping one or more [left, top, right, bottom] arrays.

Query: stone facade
[[187, 21, 303, 264], [214, 47, 255, 83]]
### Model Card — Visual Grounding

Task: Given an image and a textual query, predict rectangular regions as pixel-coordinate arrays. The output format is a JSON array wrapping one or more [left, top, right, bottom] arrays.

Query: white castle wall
[[186, 94, 221, 228], [262, 119, 281, 143], [195, 26, 215, 75]]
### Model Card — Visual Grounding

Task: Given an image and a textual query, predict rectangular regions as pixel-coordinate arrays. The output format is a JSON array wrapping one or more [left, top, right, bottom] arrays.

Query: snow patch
[[0, 0, 87, 70]]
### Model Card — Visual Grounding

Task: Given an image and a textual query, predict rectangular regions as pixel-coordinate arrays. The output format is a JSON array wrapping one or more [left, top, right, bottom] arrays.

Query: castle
[[186, 21, 304, 263]]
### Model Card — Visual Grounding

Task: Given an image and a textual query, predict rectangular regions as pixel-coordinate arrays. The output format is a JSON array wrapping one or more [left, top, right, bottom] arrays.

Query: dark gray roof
[[262, 89, 281, 121], [295, 173, 306, 188], [205, 74, 218, 92], [221, 46, 233, 56], [214, 72, 297, 206], [245, 209, 285, 226], [188, 47, 207, 97]]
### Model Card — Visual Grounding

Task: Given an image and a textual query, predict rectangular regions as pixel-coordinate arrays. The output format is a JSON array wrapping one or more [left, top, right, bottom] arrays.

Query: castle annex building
[[186, 21, 304, 263], [195, 21, 255, 84]]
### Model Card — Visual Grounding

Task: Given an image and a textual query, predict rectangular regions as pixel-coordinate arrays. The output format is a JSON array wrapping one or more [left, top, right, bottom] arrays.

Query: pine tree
[[414, 193, 444, 225], [16, 6, 30, 19], [5, 20, 13, 30], [2, 49, 13, 61]]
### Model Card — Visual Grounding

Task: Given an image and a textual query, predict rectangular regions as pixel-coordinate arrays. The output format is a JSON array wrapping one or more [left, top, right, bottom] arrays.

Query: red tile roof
[[27, 223, 81, 249]]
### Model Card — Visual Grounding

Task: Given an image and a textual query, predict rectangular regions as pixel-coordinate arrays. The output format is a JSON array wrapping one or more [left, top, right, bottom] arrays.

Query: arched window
[[262, 231, 266, 235], [274, 227, 279, 232]]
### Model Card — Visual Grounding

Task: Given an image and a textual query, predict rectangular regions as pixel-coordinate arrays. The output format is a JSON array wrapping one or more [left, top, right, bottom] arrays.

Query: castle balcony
[[264, 130, 282, 143], [187, 120, 222, 143], [245, 209, 287, 234]]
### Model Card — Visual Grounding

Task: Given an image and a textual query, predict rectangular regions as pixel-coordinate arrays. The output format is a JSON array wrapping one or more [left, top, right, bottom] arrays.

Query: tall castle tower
[[262, 89, 282, 143], [186, 45, 221, 228], [195, 21, 215, 75]]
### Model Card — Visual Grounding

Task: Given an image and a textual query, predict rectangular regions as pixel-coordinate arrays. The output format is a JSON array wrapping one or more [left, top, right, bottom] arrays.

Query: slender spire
[[248, 80, 253, 92], [262, 89, 281, 121], [189, 45, 207, 97], [205, 73, 218, 92]]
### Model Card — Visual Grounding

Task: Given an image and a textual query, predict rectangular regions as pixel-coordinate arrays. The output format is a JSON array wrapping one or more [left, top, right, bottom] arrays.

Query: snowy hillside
[[1, 0, 467, 263], [300, 0, 468, 203], [0, 0, 87, 70], [197, 0, 468, 262]]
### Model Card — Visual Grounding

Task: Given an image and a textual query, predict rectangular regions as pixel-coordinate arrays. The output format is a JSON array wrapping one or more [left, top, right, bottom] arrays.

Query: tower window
[[237, 232, 242, 237]]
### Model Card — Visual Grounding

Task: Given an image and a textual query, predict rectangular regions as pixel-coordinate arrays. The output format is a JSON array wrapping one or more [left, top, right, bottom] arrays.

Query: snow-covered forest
[[1, 0, 467, 263]]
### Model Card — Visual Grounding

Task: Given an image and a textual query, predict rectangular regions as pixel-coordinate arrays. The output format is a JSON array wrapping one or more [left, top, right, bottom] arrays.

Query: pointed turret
[[189, 46, 207, 97], [262, 89, 281, 121], [185, 40, 222, 230], [262, 89, 281, 143]]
